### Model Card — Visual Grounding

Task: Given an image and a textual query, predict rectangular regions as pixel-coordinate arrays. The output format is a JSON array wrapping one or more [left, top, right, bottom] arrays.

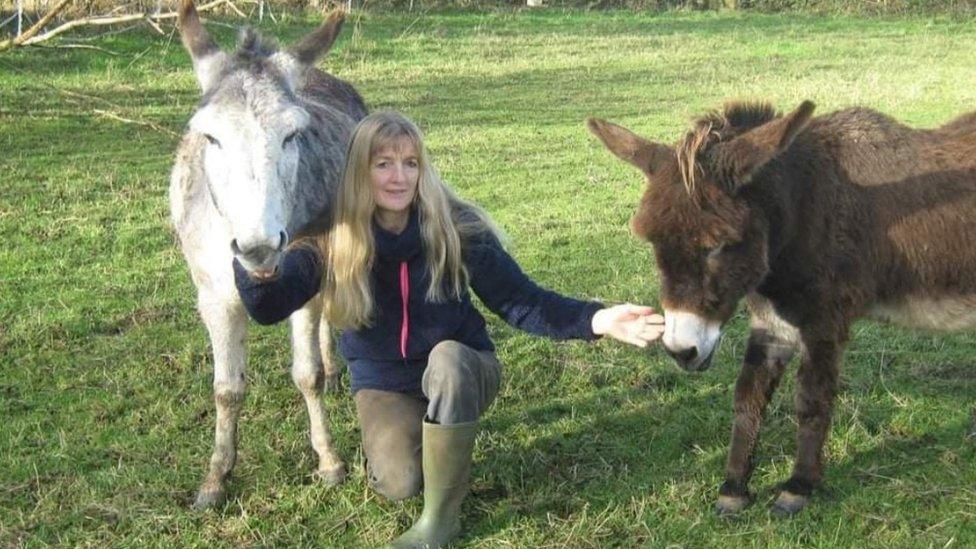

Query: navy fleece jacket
[[234, 210, 603, 394]]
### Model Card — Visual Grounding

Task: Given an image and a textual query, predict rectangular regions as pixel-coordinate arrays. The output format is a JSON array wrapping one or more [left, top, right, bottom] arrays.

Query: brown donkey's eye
[[706, 245, 726, 271]]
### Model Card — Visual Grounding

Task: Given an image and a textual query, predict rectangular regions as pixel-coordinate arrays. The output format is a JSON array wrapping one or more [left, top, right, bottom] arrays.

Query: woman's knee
[[354, 389, 426, 500], [428, 340, 469, 368], [425, 341, 475, 394], [367, 459, 421, 501]]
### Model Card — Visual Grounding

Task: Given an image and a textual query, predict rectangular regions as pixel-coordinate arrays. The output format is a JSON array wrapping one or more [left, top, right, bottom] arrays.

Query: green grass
[[3, 9, 976, 547]]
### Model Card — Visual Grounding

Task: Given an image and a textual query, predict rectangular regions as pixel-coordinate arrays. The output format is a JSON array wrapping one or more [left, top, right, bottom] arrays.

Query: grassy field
[[4, 8, 976, 547]]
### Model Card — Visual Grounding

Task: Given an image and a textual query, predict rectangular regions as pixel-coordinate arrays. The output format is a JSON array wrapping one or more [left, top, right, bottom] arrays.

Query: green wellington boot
[[388, 420, 478, 549]]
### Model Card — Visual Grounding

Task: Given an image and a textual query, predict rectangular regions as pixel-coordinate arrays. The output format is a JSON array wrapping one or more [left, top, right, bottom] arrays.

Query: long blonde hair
[[323, 111, 499, 329]]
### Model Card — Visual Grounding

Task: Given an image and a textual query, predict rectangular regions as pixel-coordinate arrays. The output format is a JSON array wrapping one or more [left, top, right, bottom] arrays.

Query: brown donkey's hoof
[[314, 462, 347, 486], [715, 494, 751, 517], [771, 490, 809, 517], [192, 487, 226, 510]]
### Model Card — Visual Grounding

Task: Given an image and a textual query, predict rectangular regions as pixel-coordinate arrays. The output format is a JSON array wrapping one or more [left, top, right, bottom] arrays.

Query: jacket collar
[[374, 207, 422, 263]]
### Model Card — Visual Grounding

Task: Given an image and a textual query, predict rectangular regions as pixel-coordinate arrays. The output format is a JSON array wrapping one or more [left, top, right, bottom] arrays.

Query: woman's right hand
[[591, 304, 665, 348]]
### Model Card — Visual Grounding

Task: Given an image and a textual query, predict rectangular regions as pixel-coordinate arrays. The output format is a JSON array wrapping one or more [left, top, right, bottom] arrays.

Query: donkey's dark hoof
[[322, 372, 342, 394], [192, 487, 226, 511], [771, 490, 809, 517], [715, 494, 751, 517]]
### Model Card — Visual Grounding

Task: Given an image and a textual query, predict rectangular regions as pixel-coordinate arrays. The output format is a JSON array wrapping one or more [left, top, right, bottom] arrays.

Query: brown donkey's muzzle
[[665, 342, 717, 372]]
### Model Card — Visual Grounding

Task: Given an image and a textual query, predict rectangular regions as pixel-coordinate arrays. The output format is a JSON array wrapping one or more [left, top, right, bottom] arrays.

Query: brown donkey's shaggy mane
[[677, 102, 778, 199]]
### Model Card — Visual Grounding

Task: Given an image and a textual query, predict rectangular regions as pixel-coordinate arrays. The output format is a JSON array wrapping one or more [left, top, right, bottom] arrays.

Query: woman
[[234, 111, 664, 548]]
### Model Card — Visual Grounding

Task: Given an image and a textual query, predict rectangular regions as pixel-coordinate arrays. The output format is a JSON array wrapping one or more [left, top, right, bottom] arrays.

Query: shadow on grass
[[457, 341, 976, 540]]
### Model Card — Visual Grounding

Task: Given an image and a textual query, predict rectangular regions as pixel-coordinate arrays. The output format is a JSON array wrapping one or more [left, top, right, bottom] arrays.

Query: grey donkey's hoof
[[192, 487, 227, 510], [314, 462, 347, 486], [771, 490, 809, 517], [323, 372, 342, 394], [715, 494, 751, 517]]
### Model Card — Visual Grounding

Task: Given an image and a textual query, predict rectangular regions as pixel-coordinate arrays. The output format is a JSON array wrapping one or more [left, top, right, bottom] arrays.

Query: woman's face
[[370, 138, 420, 227]]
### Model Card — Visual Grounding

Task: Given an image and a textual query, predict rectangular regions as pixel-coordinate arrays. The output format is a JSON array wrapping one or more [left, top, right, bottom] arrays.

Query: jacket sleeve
[[465, 232, 603, 340], [233, 243, 323, 325]]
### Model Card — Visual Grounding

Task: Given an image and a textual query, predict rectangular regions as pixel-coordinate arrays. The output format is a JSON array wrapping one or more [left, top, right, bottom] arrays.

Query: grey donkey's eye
[[204, 134, 221, 148], [283, 131, 299, 147]]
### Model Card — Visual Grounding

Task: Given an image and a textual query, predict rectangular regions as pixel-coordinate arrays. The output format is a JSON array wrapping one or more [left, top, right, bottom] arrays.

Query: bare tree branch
[[0, 0, 237, 53], [0, 0, 74, 52]]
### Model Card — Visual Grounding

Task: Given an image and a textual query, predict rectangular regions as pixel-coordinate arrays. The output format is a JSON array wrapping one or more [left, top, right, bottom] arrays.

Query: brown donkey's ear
[[587, 118, 673, 174], [717, 100, 816, 190], [178, 0, 226, 92]]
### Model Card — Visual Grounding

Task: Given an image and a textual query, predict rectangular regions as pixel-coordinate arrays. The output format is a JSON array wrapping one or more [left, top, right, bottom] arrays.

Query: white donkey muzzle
[[231, 229, 288, 278], [663, 310, 723, 372]]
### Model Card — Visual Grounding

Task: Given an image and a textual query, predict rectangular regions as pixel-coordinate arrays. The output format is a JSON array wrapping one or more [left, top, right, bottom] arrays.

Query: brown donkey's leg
[[773, 339, 840, 516], [716, 328, 794, 516]]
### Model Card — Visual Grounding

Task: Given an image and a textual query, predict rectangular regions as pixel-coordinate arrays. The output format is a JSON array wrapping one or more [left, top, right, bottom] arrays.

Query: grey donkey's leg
[[319, 310, 343, 393], [290, 293, 346, 485], [193, 293, 248, 510]]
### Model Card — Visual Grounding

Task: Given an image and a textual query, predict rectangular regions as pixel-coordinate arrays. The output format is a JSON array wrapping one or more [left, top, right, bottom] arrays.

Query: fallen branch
[[145, 16, 165, 35], [0, 57, 179, 138], [93, 109, 180, 138], [0, 0, 238, 53], [224, 1, 248, 18], [35, 43, 120, 55]]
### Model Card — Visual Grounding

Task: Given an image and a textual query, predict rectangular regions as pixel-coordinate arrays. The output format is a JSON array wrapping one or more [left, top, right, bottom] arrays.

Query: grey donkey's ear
[[272, 8, 347, 89], [178, 0, 227, 92], [291, 8, 347, 66]]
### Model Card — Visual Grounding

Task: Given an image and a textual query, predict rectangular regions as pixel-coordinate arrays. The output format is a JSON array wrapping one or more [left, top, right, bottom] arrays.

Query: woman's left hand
[[591, 304, 665, 348]]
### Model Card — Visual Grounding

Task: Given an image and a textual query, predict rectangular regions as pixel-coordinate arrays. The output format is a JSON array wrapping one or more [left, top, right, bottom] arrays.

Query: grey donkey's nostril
[[667, 347, 699, 365], [230, 231, 288, 259]]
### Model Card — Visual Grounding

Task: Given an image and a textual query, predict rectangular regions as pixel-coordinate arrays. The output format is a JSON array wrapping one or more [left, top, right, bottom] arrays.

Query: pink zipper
[[399, 261, 409, 358]]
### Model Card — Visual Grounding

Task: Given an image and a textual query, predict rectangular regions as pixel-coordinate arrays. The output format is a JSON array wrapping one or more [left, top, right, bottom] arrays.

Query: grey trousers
[[354, 340, 502, 500]]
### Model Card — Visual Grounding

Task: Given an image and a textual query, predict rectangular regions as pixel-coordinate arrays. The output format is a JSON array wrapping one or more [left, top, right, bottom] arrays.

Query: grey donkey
[[169, 0, 367, 509]]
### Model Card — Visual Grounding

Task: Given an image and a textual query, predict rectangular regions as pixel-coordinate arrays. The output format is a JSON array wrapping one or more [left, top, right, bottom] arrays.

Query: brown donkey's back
[[774, 106, 976, 324], [588, 101, 976, 516]]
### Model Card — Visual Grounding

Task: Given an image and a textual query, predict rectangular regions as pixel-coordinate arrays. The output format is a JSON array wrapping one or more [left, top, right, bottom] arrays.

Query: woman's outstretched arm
[[466, 232, 663, 347]]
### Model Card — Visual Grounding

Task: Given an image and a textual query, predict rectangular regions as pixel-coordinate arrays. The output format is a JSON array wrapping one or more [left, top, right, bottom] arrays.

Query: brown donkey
[[589, 101, 976, 516]]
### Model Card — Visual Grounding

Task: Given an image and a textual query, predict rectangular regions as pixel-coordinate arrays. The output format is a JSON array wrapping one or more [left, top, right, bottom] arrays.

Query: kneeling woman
[[235, 111, 664, 548]]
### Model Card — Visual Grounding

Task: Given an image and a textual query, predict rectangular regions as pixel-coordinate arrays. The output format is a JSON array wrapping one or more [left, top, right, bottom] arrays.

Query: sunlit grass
[[3, 9, 976, 546]]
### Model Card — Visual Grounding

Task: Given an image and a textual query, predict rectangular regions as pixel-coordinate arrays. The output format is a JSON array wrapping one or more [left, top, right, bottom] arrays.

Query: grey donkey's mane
[[230, 28, 280, 69], [199, 28, 295, 106]]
